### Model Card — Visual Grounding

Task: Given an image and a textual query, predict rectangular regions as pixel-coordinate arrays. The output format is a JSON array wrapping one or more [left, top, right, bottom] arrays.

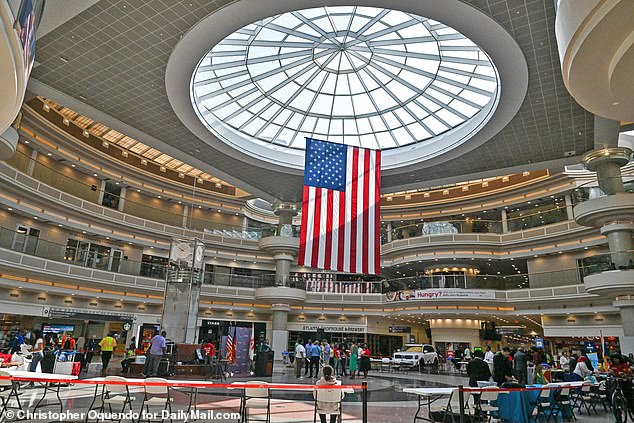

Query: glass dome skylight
[[191, 6, 499, 154]]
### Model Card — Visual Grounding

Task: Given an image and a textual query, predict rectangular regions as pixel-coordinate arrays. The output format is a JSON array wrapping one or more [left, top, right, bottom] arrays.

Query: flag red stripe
[[374, 151, 382, 273], [324, 189, 334, 270], [362, 148, 370, 274], [298, 185, 310, 266], [349, 148, 359, 274], [311, 187, 322, 268], [337, 190, 346, 271]]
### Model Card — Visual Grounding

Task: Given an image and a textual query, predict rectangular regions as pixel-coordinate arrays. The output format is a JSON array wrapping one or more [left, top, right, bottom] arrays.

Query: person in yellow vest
[[98, 332, 117, 375]]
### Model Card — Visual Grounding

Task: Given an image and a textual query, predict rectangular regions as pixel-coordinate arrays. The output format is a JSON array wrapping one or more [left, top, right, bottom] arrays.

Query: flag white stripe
[[303, 186, 316, 266], [331, 193, 340, 271], [356, 149, 365, 271], [317, 188, 328, 269], [367, 151, 376, 274], [343, 147, 354, 273]]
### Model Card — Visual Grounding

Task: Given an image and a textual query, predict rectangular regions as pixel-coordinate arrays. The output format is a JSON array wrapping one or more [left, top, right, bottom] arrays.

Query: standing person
[[315, 365, 340, 423], [513, 347, 528, 384], [484, 346, 495, 374], [305, 339, 312, 376], [144, 330, 167, 377], [359, 344, 371, 378], [467, 350, 491, 387], [339, 344, 348, 377], [333, 344, 341, 376], [559, 351, 570, 372], [341, 338, 349, 376], [84, 336, 97, 369], [492, 347, 516, 386], [609, 354, 634, 414], [309, 340, 321, 379], [464, 346, 472, 361], [26, 331, 45, 388], [349, 342, 358, 379], [10, 330, 25, 354], [294, 339, 306, 379], [202, 337, 215, 370], [98, 332, 117, 375], [323, 340, 331, 368]]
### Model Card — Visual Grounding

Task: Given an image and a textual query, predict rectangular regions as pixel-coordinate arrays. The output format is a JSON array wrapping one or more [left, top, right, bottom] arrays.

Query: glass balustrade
[[570, 177, 634, 205]]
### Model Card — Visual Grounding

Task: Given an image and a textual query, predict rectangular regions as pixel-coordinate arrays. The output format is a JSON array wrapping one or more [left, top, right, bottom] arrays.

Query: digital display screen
[[42, 324, 74, 334]]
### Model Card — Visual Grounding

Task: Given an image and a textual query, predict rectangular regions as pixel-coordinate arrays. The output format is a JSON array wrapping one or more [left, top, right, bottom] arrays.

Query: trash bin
[[255, 350, 274, 377]]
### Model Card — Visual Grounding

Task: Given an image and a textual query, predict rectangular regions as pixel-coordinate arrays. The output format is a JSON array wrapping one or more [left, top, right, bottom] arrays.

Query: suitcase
[[158, 358, 171, 376]]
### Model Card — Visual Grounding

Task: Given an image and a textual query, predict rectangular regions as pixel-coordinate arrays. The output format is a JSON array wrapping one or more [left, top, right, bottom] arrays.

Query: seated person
[[315, 365, 340, 423], [534, 363, 550, 384], [120, 337, 137, 374]]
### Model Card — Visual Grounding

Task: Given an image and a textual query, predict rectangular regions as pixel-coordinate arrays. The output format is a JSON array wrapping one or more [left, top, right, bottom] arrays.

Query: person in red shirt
[[609, 354, 634, 413], [202, 338, 215, 366]]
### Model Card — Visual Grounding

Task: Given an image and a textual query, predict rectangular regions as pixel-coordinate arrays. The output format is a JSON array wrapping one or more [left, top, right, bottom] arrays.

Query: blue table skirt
[[496, 390, 539, 423], [494, 385, 572, 423]]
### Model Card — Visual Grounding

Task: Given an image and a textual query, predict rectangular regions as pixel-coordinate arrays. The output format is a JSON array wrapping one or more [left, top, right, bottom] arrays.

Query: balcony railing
[[570, 177, 634, 205], [3, 148, 281, 240]]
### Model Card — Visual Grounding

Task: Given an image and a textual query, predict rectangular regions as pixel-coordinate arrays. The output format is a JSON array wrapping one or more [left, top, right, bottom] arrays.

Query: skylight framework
[[192, 6, 499, 152]]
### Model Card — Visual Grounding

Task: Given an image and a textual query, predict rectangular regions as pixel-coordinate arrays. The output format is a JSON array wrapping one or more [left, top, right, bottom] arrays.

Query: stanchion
[[362, 381, 368, 423], [458, 384, 465, 423]]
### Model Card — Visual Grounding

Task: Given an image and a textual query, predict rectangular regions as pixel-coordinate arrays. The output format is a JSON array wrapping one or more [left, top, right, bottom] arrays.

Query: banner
[[385, 288, 495, 302]]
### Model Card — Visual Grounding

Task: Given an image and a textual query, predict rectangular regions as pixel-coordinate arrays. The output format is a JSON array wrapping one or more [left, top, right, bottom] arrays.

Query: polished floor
[[0, 365, 621, 423]]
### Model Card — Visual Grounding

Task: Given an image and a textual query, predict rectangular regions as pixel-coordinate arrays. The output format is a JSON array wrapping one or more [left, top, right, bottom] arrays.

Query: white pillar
[[117, 187, 127, 211], [271, 304, 291, 363], [27, 149, 38, 175]]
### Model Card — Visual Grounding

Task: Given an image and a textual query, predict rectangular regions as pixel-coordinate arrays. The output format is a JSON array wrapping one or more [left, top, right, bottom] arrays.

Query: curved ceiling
[[190, 6, 500, 170], [28, 0, 595, 202]]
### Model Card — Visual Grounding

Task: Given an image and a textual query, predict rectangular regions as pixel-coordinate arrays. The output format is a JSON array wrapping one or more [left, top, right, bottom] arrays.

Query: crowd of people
[[293, 338, 371, 380]]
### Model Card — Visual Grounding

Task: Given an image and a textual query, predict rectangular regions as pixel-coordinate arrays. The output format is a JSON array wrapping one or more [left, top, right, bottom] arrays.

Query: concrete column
[[595, 161, 625, 195], [27, 149, 38, 175], [182, 205, 189, 228], [601, 224, 634, 268], [117, 187, 127, 212], [274, 253, 293, 285], [97, 180, 106, 206], [564, 194, 574, 220], [386, 222, 393, 242], [271, 304, 291, 362], [501, 209, 508, 233]]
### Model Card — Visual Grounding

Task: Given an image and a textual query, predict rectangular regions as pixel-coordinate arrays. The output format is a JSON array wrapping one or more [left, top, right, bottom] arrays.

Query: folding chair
[[572, 384, 594, 415], [430, 388, 470, 423], [550, 386, 576, 422], [589, 381, 609, 412], [474, 387, 503, 423], [531, 384, 553, 422], [241, 381, 270, 423], [313, 385, 344, 423], [100, 376, 135, 422], [137, 378, 172, 423], [0, 371, 22, 418]]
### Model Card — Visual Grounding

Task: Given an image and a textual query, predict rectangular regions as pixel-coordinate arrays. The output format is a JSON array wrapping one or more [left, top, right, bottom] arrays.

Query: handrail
[[5, 148, 287, 239], [570, 177, 634, 205]]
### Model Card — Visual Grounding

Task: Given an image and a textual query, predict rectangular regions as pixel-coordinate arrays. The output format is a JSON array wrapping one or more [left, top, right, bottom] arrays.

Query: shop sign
[[385, 288, 496, 302], [534, 337, 544, 348], [47, 308, 133, 322], [389, 326, 411, 333], [287, 323, 366, 333]]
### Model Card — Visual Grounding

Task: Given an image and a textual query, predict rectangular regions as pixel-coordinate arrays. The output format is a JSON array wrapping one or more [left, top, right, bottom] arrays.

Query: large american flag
[[298, 138, 381, 275]]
